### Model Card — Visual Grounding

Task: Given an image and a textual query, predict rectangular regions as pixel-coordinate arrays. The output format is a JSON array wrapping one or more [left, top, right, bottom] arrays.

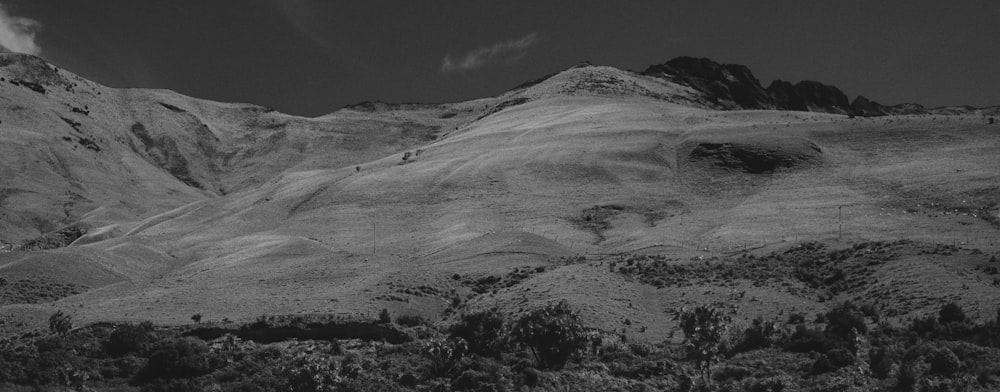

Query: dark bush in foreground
[[869, 346, 897, 379], [396, 314, 428, 327], [135, 338, 217, 383], [731, 316, 778, 355], [784, 325, 831, 353], [939, 302, 966, 324], [824, 301, 867, 340], [897, 361, 921, 391], [511, 300, 588, 369], [450, 308, 508, 357], [929, 348, 961, 376], [107, 323, 153, 356], [423, 337, 468, 377]]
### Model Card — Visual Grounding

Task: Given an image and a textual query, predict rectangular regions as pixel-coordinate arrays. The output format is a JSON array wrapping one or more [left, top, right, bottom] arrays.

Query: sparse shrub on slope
[[48, 310, 72, 335], [378, 308, 392, 324], [511, 300, 588, 370]]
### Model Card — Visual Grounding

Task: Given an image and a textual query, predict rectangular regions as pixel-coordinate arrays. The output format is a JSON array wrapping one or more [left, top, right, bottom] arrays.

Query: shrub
[[783, 324, 831, 353], [140, 378, 203, 392], [378, 308, 392, 324], [826, 347, 855, 368], [450, 308, 508, 357], [423, 338, 468, 377], [870, 346, 897, 379], [106, 323, 152, 356], [395, 314, 427, 327], [282, 353, 341, 392], [897, 361, 921, 391], [938, 303, 966, 324], [811, 354, 837, 374], [136, 337, 216, 382], [679, 305, 729, 383], [48, 311, 72, 335], [741, 376, 788, 392], [731, 317, 777, 354], [824, 301, 867, 340], [281, 354, 342, 392], [511, 300, 588, 370], [929, 348, 960, 376], [859, 303, 881, 322], [910, 314, 941, 337]]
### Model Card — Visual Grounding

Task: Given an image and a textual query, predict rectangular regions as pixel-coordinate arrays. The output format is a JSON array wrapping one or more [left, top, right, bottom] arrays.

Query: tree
[[679, 305, 729, 384], [48, 310, 72, 335], [511, 300, 588, 369], [191, 313, 202, 324]]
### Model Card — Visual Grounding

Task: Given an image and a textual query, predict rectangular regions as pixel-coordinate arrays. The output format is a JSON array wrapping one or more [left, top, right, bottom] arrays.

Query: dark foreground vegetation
[[4, 299, 1000, 391]]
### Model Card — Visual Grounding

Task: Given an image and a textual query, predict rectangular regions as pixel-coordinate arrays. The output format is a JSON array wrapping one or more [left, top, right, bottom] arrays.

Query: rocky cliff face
[[643, 56, 776, 110], [767, 80, 852, 115], [643, 56, 912, 116], [850, 95, 890, 116]]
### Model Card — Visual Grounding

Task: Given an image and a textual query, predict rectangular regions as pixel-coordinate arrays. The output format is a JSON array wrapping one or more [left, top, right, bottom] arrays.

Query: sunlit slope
[[2, 56, 998, 336], [0, 53, 477, 244], [60, 81, 999, 325]]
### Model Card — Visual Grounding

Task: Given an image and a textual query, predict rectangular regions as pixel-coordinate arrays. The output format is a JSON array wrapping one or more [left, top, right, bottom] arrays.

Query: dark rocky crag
[[644, 57, 776, 110], [644, 56, 936, 117]]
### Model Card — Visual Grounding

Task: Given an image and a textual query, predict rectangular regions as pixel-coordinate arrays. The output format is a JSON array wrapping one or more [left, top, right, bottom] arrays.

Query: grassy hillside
[[0, 54, 998, 391]]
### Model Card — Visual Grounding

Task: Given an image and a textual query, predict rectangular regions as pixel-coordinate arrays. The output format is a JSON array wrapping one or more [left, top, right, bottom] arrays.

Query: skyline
[[1, 1, 998, 116]]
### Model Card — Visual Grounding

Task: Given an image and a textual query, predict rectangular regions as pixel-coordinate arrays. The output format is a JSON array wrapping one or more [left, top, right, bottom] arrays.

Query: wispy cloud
[[0, 3, 41, 55], [442, 32, 539, 73]]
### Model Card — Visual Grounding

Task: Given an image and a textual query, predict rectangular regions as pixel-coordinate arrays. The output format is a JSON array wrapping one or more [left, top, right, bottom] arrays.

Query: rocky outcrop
[[644, 57, 776, 110], [766, 80, 852, 115], [0, 53, 72, 90], [850, 96, 889, 117], [643, 56, 936, 117]]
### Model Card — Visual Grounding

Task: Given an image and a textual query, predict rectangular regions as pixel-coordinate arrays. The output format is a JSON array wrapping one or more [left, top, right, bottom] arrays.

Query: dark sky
[[4, 1, 999, 116]]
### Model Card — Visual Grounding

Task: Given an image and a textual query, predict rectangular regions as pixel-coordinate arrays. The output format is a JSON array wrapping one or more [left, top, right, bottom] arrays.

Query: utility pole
[[372, 220, 377, 255]]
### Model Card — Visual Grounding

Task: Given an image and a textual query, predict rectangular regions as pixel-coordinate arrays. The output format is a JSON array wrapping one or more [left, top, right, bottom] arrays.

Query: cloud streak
[[0, 3, 41, 55], [442, 32, 538, 73]]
